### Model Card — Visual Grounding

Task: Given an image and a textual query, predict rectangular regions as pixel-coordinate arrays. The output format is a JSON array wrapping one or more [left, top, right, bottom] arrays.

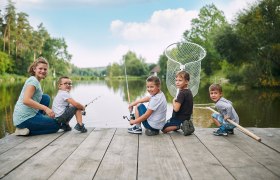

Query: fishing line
[[82, 96, 101, 116]]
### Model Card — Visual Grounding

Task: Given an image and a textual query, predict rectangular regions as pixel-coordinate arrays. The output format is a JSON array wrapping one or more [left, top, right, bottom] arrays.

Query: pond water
[[0, 79, 279, 139]]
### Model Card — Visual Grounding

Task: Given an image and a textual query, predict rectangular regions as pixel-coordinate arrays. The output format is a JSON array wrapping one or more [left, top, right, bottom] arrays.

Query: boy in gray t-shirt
[[209, 83, 239, 136]]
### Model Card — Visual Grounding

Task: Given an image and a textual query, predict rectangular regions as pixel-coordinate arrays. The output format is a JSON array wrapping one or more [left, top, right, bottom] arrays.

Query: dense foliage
[[0, 0, 279, 87]]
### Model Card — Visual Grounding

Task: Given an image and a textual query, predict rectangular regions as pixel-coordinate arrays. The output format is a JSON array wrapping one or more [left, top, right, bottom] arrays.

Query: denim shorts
[[212, 113, 235, 130], [56, 106, 77, 123], [162, 117, 183, 130], [138, 104, 159, 132]]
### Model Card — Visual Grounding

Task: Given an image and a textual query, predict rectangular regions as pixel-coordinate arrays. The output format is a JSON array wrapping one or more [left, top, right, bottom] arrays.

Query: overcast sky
[[1, 0, 257, 67]]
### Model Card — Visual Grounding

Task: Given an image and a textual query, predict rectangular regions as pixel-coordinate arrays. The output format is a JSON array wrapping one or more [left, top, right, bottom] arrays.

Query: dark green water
[[1, 79, 279, 139]]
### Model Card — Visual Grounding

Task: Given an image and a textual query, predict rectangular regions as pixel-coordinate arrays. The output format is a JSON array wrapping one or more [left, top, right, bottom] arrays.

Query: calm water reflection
[[0, 79, 279, 139]]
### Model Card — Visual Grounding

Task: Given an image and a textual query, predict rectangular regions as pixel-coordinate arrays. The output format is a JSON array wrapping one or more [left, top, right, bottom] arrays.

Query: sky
[[1, 0, 257, 68]]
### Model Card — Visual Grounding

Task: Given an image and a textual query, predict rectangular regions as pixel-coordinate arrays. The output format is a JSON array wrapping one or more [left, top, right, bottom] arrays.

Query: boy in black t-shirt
[[162, 70, 194, 135]]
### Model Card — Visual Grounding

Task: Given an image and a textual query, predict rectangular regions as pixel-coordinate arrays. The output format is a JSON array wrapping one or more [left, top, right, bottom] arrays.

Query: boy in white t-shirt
[[128, 75, 167, 136], [52, 76, 87, 133]]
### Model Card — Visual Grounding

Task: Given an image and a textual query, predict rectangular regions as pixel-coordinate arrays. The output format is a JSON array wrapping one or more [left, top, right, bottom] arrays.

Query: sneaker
[[213, 129, 228, 136], [61, 123, 72, 131], [74, 123, 87, 133], [145, 129, 159, 136], [181, 120, 195, 136], [14, 128, 30, 136], [128, 126, 142, 134], [227, 129, 234, 134]]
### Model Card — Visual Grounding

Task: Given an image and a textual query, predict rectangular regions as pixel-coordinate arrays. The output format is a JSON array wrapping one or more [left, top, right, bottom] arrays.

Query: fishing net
[[165, 41, 206, 97]]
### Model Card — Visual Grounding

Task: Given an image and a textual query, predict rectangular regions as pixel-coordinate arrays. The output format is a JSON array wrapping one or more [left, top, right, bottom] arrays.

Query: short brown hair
[[58, 76, 70, 85], [146, 75, 161, 87], [176, 70, 190, 81], [28, 57, 49, 76], [209, 83, 222, 93]]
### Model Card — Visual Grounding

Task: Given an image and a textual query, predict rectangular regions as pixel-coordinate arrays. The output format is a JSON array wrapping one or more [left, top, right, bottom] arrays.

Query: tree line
[[0, 0, 279, 87]]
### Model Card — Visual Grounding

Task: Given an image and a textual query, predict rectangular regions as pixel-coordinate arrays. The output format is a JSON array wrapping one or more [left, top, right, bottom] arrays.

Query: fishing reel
[[123, 113, 135, 121], [82, 111, 86, 116]]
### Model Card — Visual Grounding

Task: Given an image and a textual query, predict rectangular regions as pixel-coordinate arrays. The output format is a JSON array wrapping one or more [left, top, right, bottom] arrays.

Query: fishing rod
[[82, 96, 101, 116], [122, 59, 135, 121]]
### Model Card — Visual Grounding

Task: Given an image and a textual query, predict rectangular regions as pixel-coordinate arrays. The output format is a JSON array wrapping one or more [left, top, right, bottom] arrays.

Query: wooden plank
[[0, 135, 29, 155], [0, 132, 63, 179], [247, 128, 280, 152], [49, 128, 116, 180], [3, 129, 93, 180], [195, 128, 279, 180], [138, 131, 191, 180], [171, 129, 234, 180], [227, 129, 280, 177], [93, 128, 138, 180]]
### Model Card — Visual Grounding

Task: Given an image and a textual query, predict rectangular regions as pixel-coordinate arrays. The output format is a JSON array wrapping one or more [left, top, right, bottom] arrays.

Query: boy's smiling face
[[209, 90, 222, 102], [59, 78, 72, 92], [146, 81, 160, 96]]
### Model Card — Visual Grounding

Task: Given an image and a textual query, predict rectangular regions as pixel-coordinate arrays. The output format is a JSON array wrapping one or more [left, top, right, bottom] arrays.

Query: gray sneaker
[[14, 128, 30, 136], [74, 123, 87, 133], [128, 126, 142, 134], [181, 120, 195, 136], [145, 129, 159, 136]]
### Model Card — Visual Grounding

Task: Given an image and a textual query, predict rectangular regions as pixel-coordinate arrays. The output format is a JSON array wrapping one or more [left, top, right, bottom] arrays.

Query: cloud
[[13, 0, 159, 8], [111, 8, 197, 42], [70, 8, 198, 67]]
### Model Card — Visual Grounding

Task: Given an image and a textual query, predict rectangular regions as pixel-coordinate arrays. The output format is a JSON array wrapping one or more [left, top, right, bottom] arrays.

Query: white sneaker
[[14, 128, 30, 136]]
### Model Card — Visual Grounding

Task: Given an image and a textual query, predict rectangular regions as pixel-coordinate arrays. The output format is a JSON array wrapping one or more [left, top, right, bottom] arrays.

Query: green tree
[[31, 23, 50, 61], [215, 0, 280, 86], [158, 52, 168, 78], [123, 51, 148, 76], [107, 62, 122, 77], [3, 0, 16, 55], [41, 38, 72, 76], [183, 3, 228, 75], [0, 51, 13, 74]]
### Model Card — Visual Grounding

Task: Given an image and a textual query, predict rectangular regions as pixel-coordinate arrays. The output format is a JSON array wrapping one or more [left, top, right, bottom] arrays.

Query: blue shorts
[[138, 104, 159, 132], [212, 113, 235, 130], [162, 117, 183, 130]]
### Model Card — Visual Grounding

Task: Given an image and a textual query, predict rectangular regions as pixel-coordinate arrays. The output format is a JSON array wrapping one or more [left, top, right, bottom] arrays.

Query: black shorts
[[56, 106, 77, 123]]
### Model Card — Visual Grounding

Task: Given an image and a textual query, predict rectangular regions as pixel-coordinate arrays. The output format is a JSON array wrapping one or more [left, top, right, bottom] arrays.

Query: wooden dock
[[0, 128, 279, 180]]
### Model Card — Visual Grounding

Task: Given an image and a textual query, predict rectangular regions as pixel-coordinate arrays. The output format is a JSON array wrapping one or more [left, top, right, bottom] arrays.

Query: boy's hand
[[128, 105, 133, 112], [224, 115, 230, 120]]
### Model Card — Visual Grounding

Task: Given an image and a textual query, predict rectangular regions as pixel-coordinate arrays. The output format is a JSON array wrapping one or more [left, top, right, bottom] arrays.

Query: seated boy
[[52, 76, 87, 133]]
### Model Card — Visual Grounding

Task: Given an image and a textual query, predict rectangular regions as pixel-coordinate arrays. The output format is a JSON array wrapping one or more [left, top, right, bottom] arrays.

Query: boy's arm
[[130, 109, 153, 125], [172, 98, 181, 112], [67, 98, 85, 110], [216, 102, 232, 119], [129, 96, 150, 110]]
